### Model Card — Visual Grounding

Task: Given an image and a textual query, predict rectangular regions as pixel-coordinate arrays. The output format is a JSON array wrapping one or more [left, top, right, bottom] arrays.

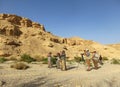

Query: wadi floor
[[0, 61, 120, 87]]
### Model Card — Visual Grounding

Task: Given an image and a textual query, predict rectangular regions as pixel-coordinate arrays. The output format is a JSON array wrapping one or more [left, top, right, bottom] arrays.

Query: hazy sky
[[0, 0, 120, 44]]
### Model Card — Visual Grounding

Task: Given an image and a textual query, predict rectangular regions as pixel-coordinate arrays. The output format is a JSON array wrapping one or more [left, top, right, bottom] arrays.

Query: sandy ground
[[0, 61, 120, 87]]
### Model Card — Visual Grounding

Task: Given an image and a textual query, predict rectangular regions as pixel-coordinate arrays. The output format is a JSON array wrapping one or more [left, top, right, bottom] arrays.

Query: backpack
[[86, 52, 90, 57], [94, 53, 99, 58]]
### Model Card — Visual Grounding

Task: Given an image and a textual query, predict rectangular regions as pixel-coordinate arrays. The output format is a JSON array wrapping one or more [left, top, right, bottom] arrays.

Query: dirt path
[[0, 62, 120, 87]]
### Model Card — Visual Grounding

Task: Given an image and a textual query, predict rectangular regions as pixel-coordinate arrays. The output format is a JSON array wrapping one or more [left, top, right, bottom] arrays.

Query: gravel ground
[[0, 61, 120, 87]]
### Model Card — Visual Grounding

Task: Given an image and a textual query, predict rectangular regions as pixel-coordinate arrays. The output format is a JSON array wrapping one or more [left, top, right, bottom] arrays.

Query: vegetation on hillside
[[21, 54, 36, 63], [0, 57, 7, 63]]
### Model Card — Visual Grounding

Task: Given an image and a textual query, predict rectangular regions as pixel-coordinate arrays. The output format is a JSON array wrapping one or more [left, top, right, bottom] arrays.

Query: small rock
[[41, 80, 46, 84], [0, 81, 6, 86]]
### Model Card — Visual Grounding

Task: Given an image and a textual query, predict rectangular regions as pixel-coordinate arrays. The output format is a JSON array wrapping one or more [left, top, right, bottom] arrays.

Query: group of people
[[82, 49, 103, 71], [47, 49, 103, 71], [47, 50, 67, 71]]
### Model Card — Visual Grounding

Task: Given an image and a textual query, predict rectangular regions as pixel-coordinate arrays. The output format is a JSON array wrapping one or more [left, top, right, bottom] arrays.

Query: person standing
[[60, 50, 67, 71], [92, 51, 99, 69], [47, 52, 52, 68], [56, 52, 61, 69], [84, 49, 91, 71], [99, 55, 103, 65], [81, 53, 85, 63]]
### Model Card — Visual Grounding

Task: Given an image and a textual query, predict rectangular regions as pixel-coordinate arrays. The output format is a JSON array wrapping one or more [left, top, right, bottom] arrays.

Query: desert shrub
[[21, 54, 36, 63], [74, 56, 82, 63], [51, 57, 57, 64], [102, 57, 109, 61], [111, 58, 120, 64], [0, 57, 7, 63], [41, 58, 48, 64], [10, 62, 29, 70], [41, 57, 57, 64]]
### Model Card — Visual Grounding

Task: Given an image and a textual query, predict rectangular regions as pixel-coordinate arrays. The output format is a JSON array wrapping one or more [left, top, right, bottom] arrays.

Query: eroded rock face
[[0, 14, 46, 31], [0, 13, 119, 59], [32, 22, 45, 31], [0, 25, 22, 36], [0, 14, 47, 57], [0, 14, 22, 25], [0, 36, 21, 57], [50, 38, 60, 43], [20, 18, 32, 27]]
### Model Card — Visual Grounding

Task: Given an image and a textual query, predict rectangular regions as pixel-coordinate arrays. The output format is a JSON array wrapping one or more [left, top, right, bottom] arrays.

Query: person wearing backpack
[[81, 53, 85, 63], [47, 52, 52, 68], [60, 50, 67, 71], [99, 55, 103, 65], [56, 52, 61, 69]]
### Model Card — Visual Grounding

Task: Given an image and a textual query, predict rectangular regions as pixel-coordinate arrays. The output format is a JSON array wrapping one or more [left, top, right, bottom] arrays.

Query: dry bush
[[102, 57, 109, 61], [111, 58, 120, 64], [10, 62, 29, 70]]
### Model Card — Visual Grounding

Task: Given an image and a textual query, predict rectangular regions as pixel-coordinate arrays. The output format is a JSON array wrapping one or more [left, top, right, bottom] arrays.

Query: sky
[[0, 0, 120, 44]]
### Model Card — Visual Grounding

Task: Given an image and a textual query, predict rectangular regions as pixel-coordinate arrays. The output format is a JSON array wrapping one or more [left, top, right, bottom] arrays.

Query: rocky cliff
[[0, 14, 120, 59]]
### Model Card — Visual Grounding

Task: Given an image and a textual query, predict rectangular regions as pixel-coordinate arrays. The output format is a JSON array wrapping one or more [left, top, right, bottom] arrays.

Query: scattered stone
[[0, 81, 6, 86]]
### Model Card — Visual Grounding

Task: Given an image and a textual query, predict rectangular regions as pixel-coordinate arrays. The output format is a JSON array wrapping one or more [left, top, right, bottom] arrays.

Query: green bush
[[10, 62, 29, 70], [41, 58, 48, 64], [0, 57, 7, 63], [111, 58, 120, 64], [21, 54, 36, 63], [51, 57, 57, 64], [41, 57, 57, 64], [102, 57, 109, 61]]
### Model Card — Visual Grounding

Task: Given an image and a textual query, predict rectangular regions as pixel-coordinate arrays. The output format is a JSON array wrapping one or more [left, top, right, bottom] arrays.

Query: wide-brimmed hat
[[93, 51, 96, 53], [85, 49, 89, 51]]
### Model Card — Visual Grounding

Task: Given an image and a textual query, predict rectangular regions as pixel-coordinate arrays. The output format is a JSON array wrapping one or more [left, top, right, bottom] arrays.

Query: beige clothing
[[84, 56, 91, 60], [61, 59, 66, 70]]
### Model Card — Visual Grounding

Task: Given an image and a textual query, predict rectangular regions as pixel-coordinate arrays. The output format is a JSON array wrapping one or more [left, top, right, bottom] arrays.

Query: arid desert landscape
[[0, 14, 120, 87]]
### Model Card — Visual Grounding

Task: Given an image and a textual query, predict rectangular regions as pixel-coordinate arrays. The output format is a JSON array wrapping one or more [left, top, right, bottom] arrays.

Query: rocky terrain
[[0, 14, 120, 87], [0, 61, 120, 87], [0, 13, 120, 60], [108, 44, 120, 50]]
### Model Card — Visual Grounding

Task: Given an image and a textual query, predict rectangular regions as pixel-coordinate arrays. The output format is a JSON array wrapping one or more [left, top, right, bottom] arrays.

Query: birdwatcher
[[60, 50, 67, 71], [56, 52, 61, 69], [84, 49, 91, 71], [92, 51, 99, 69], [47, 52, 52, 68]]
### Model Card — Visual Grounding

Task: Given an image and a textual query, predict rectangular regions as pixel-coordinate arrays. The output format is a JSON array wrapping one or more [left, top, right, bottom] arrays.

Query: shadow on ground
[[17, 77, 47, 87]]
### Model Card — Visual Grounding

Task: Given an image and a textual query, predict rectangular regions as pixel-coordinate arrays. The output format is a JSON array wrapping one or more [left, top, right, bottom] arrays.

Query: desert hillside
[[0, 14, 120, 59], [108, 44, 120, 50]]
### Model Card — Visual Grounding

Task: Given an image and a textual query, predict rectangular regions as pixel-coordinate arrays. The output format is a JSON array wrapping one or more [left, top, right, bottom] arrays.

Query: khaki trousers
[[61, 59, 66, 70]]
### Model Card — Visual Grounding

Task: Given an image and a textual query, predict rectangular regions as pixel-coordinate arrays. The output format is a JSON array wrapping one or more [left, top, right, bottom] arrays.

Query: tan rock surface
[[0, 13, 120, 59]]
